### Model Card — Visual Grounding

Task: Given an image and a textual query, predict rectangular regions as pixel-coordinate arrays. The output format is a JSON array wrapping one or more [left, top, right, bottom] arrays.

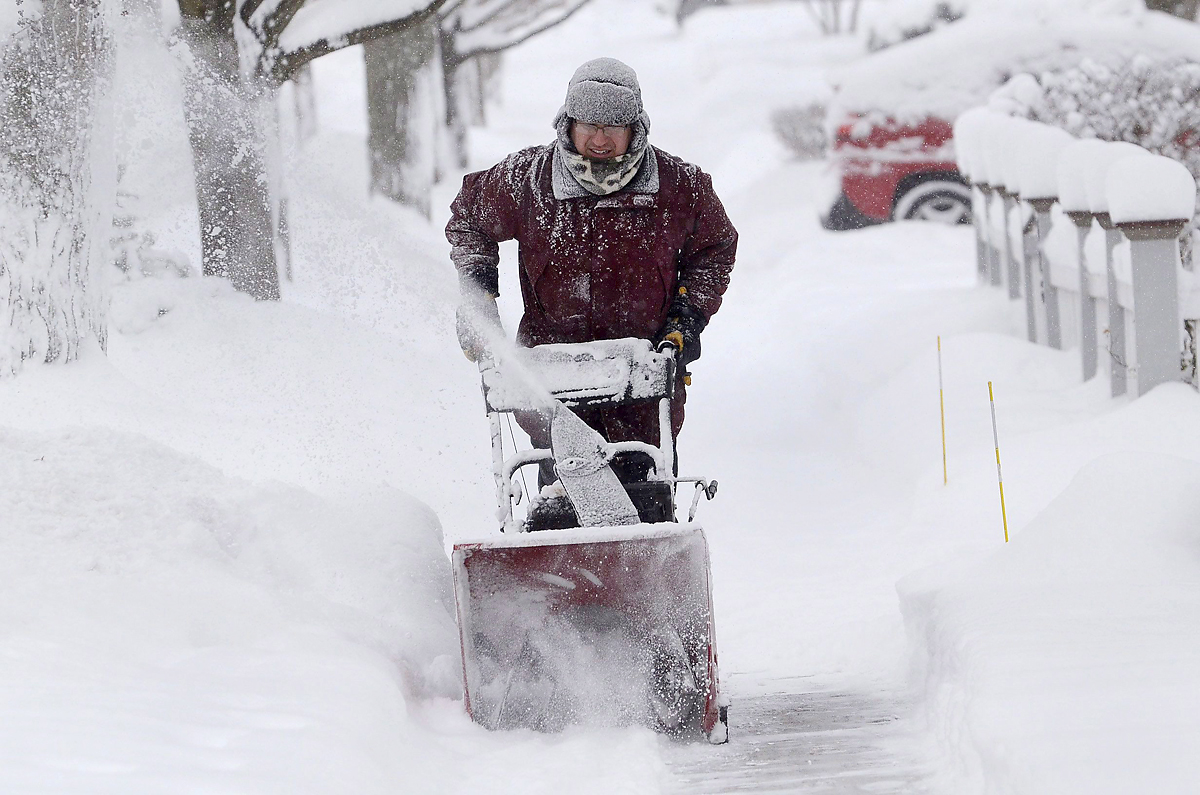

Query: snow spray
[[988, 381, 1009, 543], [938, 336, 947, 485], [458, 283, 557, 413]]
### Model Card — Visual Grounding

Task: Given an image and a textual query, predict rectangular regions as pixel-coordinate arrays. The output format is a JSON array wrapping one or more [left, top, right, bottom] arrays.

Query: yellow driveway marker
[[988, 381, 1009, 543], [938, 336, 947, 485]]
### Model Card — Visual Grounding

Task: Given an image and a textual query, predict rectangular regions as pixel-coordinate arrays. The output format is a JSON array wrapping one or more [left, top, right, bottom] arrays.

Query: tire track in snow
[[663, 686, 932, 793]]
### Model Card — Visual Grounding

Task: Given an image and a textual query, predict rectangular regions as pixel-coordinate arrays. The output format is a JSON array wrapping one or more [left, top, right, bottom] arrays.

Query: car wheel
[[821, 193, 881, 231], [893, 180, 972, 224]]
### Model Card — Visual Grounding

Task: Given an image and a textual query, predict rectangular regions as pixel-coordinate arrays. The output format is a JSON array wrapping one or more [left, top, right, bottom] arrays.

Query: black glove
[[655, 293, 707, 368], [456, 292, 503, 362]]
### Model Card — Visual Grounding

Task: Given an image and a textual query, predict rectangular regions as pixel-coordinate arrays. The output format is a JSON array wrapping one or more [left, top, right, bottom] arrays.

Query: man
[[447, 57, 737, 481]]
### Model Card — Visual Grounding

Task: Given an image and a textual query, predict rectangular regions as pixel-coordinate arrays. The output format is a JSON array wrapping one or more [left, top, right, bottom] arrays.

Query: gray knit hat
[[564, 57, 642, 126]]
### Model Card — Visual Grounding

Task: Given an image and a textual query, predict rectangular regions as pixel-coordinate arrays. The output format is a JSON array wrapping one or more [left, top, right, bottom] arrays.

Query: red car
[[819, 9, 1200, 231], [821, 114, 971, 230]]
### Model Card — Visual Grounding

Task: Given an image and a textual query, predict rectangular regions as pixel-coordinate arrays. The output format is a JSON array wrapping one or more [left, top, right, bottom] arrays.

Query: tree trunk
[[365, 18, 444, 217], [290, 64, 319, 144], [1145, 0, 1199, 19], [0, 0, 113, 376], [476, 52, 503, 119], [848, 0, 863, 33], [676, 0, 725, 26], [177, 2, 281, 300], [442, 36, 485, 170], [465, 56, 487, 126]]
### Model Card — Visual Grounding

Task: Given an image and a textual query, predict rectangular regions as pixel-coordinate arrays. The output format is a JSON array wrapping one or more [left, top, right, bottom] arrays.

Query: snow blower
[[451, 338, 728, 742]]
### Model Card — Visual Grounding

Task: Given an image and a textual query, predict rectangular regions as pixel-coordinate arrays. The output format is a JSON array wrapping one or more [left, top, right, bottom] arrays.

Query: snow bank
[[900, 446, 1200, 794], [1055, 139, 1109, 214], [832, 11, 1200, 123], [865, 0, 1143, 53], [1106, 153, 1197, 225], [0, 423, 459, 792]]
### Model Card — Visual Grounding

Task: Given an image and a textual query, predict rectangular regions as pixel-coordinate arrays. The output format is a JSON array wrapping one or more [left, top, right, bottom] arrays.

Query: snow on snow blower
[[451, 338, 728, 742]]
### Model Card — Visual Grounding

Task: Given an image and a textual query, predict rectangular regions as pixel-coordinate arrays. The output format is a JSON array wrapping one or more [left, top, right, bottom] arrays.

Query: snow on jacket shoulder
[[446, 143, 737, 347]]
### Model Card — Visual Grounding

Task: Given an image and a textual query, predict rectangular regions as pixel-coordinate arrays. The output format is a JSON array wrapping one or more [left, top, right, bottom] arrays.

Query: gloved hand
[[456, 292, 503, 362], [655, 291, 706, 368]]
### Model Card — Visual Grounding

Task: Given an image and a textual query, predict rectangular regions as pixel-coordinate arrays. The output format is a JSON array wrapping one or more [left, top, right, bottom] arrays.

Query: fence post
[[1030, 199, 1063, 349], [1094, 213, 1128, 396], [1066, 211, 1099, 379], [1058, 139, 1112, 382], [982, 186, 1002, 286], [1106, 153, 1195, 397], [1002, 190, 1021, 300], [1020, 206, 1038, 342], [1117, 219, 1187, 396], [973, 184, 989, 282]]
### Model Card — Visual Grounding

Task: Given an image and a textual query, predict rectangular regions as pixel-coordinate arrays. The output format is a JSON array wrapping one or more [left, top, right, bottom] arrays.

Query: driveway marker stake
[[988, 381, 1009, 543], [938, 336, 947, 485]]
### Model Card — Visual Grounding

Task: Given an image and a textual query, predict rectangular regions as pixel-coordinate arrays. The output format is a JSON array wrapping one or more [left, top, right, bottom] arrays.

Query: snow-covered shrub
[[1027, 56, 1200, 222], [1037, 57, 1200, 172], [770, 102, 828, 161], [0, 0, 115, 376]]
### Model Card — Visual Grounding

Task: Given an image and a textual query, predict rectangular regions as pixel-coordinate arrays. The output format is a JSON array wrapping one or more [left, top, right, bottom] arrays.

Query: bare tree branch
[[446, 0, 592, 64], [239, 0, 308, 56], [268, 0, 449, 83], [453, 0, 516, 34]]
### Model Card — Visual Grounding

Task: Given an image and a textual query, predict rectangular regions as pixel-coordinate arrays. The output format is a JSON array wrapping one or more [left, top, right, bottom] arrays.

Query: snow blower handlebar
[[476, 338, 720, 532]]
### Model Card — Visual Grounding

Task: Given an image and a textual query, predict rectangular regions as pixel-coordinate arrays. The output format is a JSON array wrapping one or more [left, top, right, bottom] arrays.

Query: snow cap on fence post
[[954, 108, 989, 184], [987, 73, 1044, 118], [1106, 155, 1196, 226], [1015, 122, 1074, 202], [980, 112, 1020, 194], [1012, 119, 1069, 349], [1085, 141, 1151, 218], [974, 112, 1012, 194], [1056, 139, 1110, 215]]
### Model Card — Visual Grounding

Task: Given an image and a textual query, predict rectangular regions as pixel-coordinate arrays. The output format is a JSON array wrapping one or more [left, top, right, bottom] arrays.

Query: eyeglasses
[[574, 122, 628, 137]]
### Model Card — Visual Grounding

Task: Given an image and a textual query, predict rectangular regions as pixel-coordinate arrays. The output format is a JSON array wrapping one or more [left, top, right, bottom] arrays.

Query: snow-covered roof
[[832, 10, 1200, 123]]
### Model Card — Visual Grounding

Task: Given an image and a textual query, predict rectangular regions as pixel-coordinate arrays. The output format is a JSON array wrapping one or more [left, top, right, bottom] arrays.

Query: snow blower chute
[[451, 338, 727, 742]]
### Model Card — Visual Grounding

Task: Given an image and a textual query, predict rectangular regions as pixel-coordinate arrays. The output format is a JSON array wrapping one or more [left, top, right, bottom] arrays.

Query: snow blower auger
[[451, 338, 728, 743]]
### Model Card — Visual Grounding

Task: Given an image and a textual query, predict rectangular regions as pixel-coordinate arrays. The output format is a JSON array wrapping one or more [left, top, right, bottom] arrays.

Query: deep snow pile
[[832, 9, 1200, 123], [851, 324, 1200, 793], [899, 400, 1200, 793], [0, 422, 457, 792]]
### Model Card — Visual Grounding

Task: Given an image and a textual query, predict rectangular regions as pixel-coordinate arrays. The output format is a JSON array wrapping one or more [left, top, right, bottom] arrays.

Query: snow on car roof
[[832, 10, 1200, 123]]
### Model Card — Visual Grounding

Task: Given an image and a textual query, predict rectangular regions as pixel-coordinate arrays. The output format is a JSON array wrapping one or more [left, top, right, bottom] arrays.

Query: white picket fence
[[955, 108, 1199, 397]]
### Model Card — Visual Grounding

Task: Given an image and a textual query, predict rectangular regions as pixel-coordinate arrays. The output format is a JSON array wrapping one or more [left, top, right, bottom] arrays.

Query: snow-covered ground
[[3, 1, 1199, 792]]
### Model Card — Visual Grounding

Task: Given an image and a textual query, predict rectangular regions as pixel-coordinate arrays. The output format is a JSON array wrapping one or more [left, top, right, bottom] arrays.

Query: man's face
[[570, 121, 632, 160]]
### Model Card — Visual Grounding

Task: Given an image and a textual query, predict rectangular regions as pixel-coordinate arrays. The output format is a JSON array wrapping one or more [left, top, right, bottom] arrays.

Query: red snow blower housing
[[451, 338, 727, 742]]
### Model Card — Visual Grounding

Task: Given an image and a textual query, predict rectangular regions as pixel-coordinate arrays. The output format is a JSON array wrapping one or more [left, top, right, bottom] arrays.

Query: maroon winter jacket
[[446, 143, 737, 348]]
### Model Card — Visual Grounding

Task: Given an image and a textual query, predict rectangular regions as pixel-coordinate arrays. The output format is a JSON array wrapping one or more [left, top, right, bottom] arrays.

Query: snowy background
[[2, 0, 1199, 792]]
